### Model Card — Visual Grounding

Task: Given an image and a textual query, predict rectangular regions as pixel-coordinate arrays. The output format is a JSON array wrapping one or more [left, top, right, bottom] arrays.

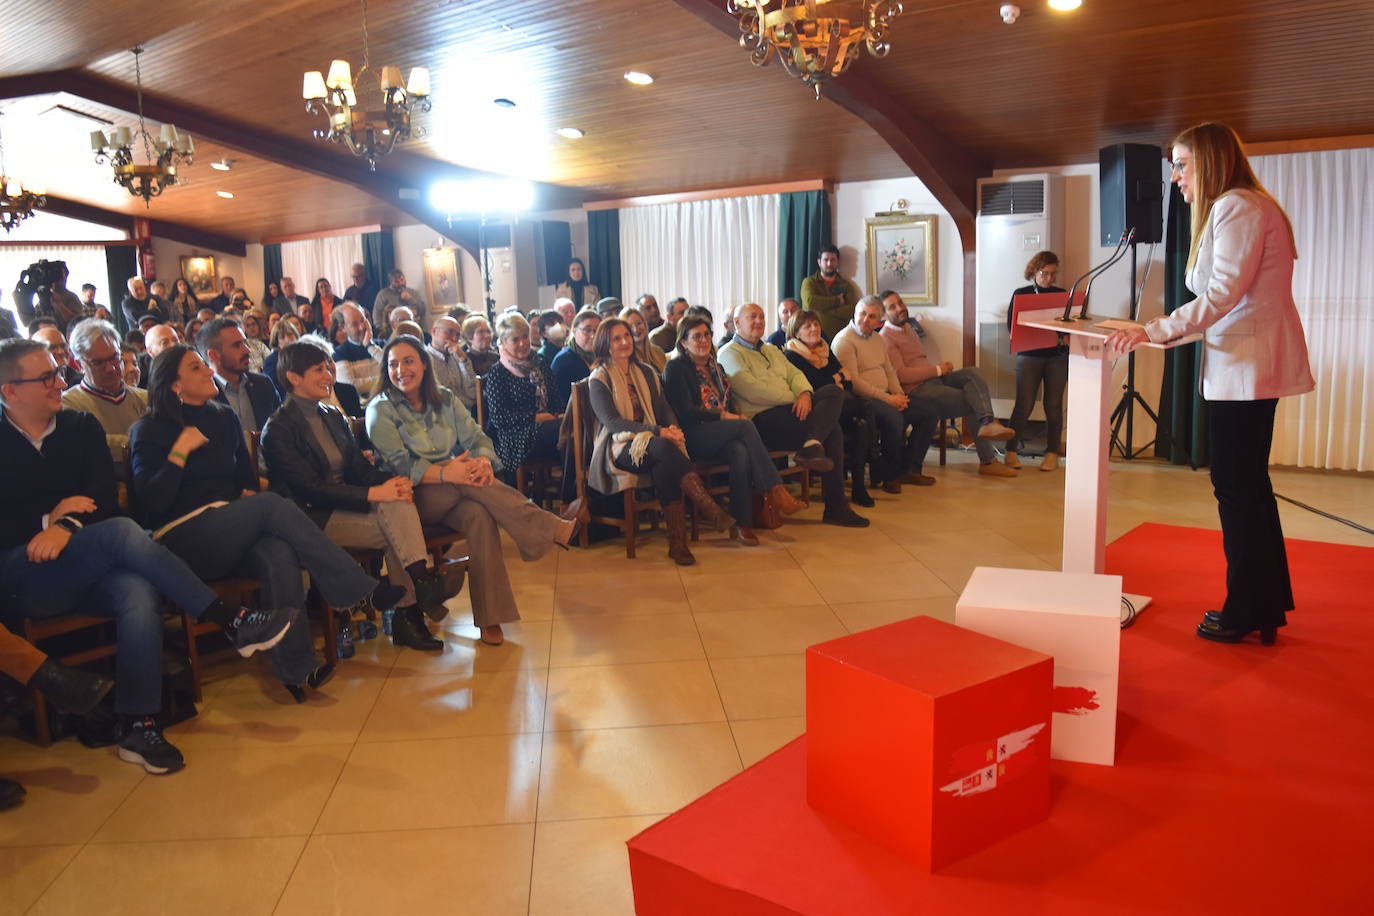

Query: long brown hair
[[1172, 122, 1296, 272], [376, 335, 441, 408]]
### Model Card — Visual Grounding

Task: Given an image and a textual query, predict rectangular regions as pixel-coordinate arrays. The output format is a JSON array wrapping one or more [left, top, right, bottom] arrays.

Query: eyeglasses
[[684, 332, 713, 343], [7, 369, 64, 389], [85, 353, 122, 369], [1169, 160, 1188, 173]]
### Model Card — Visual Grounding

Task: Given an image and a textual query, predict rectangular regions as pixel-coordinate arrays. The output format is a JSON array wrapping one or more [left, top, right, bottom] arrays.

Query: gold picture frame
[[422, 246, 462, 313], [865, 213, 937, 305], [180, 255, 217, 297]]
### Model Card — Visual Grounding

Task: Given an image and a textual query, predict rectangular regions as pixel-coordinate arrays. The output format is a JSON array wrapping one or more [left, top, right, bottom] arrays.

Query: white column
[[1062, 334, 1112, 574]]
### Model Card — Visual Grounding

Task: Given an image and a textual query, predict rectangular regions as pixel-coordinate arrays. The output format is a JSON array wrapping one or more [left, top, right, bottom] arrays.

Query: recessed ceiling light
[[623, 71, 654, 86], [210, 158, 233, 171], [493, 97, 517, 108], [1047, 0, 1082, 10], [557, 127, 585, 140], [216, 190, 235, 199]]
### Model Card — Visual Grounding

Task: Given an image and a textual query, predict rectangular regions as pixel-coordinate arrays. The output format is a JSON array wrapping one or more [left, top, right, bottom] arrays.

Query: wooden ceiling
[[2, 0, 1371, 244]]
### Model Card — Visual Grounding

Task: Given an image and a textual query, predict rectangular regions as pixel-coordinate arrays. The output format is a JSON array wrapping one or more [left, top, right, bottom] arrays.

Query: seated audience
[[586, 318, 734, 565], [120, 343, 142, 390], [62, 319, 149, 476], [140, 323, 179, 386], [206, 276, 236, 314], [550, 308, 600, 411], [240, 309, 271, 373], [428, 315, 478, 408], [185, 318, 204, 343], [533, 310, 565, 368], [662, 314, 807, 545], [32, 325, 81, 388], [295, 302, 321, 335], [121, 276, 166, 330], [636, 295, 662, 330], [198, 317, 280, 433], [343, 262, 379, 313], [273, 277, 309, 317], [767, 298, 801, 348], [482, 312, 562, 485], [131, 344, 401, 701], [330, 303, 382, 400], [879, 290, 1017, 477], [618, 305, 668, 372], [552, 297, 575, 328], [295, 335, 365, 418], [264, 314, 304, 396], [2, 338, 295, 772], [262, 341, 463, 652], [447, 303, 471, 325], [782, 309, 878, 505], [366, 335, 580, 646], [832, 297, 942, 489], [461, 314, 499, 376], [718, 303, 868, 527], [649, 296, 689, 351], [595, 296, 623, 318]]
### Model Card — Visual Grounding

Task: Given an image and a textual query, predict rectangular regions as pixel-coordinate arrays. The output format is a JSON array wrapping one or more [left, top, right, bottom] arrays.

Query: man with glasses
[[0, 338, 298, 774], [61, 319, 149, 479], [550, 308, 600, 411], [31, 325, 82, 389]]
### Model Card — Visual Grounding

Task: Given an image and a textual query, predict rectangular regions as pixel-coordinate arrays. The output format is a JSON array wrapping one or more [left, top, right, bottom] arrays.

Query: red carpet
[[628, 524, 1374, 914]]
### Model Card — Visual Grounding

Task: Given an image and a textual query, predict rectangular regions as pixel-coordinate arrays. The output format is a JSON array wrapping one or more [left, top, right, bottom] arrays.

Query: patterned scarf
[[784, 336, 831, 369]]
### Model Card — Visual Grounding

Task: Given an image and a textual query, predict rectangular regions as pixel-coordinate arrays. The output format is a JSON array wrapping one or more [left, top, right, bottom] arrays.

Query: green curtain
[[105, 245, 137, 337], [587, 209, 621, 301], [778, 190, 832, 302], [262, 243, 283, 292], [1155, 184, 1208, 467], [362, 230, 395, 290]]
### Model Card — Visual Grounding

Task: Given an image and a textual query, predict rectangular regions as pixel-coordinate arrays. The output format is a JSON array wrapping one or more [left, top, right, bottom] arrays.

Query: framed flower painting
[[864, 213, 937, 305]]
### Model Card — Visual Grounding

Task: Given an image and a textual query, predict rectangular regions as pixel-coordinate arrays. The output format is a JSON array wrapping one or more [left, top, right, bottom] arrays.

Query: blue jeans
[[159, 493, 377, 685], [1, 517, 219, 715], [684, 419, 785, 526], [910, 369, 998, 463]]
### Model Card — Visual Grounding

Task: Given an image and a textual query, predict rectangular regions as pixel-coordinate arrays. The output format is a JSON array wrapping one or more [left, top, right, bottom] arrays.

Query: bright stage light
[[429, 177, 535, 214], [1048, 0, 1082, 10]]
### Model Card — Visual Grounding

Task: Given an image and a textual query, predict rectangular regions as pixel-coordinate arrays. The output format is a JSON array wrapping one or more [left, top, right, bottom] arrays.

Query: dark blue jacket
[[129, 401, 257, 530]]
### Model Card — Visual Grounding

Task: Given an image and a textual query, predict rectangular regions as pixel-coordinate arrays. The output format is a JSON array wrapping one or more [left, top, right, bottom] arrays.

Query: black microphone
[[1056, 228, 1134, 322]]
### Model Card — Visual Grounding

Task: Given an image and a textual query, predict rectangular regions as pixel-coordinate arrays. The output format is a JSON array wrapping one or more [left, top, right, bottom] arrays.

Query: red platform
[[627, 525, 1374, 915], [807, 617, 1052, 870]]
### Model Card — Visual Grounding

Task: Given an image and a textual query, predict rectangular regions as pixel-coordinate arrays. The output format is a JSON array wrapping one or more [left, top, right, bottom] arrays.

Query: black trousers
[[1209, 398, 1293, 631], [751, 385, 846, 511], [613, 435, 692, 504]]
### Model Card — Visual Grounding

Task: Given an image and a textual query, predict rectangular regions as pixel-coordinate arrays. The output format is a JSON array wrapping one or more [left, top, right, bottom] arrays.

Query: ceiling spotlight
[[1047, 0, 1082, 9], [216, 190, 235, 199], [210, 158, 233, 171], [623, 71, 654, 86], [556, 127, 585, 140], [493, 97, 517, 108]]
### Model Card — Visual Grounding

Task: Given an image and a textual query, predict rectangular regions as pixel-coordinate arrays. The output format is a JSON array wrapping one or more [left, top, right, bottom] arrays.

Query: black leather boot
[[391, 604, 443, 651], [414, 559, 466, 622], [0, 777, 25, 811], [28, 659, 114, 715]]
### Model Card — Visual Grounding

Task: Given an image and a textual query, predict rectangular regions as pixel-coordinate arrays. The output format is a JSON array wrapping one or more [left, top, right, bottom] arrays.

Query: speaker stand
[[1109, 241, 1162, 460]]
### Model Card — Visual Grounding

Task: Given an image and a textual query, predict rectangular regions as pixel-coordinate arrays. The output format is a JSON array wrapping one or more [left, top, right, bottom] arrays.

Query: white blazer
[[1146, 189, 1314, 402]]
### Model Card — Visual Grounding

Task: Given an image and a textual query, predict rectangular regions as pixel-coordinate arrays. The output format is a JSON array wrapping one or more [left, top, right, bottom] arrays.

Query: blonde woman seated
[[587, 318, 734, 566], [483, 312, 562, 486], [618, 305, 668, 373], [366, 334, 581, 646], [262, 342, 462, 652]]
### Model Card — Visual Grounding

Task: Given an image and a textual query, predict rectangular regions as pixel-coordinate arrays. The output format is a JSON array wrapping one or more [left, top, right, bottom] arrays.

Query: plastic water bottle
[[335, 619, 356, 659], [382, 608, 394, 636]]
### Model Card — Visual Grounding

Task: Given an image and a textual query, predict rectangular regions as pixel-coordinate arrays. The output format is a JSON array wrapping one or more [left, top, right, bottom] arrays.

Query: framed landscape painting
[[865, 214, 937, 305], [180, 255, 217, 296]]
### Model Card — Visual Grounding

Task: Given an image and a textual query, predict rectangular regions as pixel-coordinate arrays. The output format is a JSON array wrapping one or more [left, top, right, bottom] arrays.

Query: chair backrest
[[569, 379, 590, 497], [474, 374, 485, 428], [347, 415, 366, 445]]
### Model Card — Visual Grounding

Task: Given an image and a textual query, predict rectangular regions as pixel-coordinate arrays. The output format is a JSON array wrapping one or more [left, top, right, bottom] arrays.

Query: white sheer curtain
[[619, 194, 780, 336], [280, 235, 363, 297], [1252, 148, 1373, 471]]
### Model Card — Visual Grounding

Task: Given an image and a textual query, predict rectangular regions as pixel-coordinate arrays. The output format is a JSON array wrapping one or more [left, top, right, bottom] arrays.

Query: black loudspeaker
[[1099, 143, 1163, 246], [538, 220, 572, 286]]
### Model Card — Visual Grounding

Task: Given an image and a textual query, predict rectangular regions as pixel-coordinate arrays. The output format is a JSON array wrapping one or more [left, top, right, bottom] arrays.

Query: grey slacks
[[323, 501, 430, 606]]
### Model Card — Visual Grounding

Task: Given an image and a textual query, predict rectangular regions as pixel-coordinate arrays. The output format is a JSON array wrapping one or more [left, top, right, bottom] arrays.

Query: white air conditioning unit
[[975, 174, 1064, 411]]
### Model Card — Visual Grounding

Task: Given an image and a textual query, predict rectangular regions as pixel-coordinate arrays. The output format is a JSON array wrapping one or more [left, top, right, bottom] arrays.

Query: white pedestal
[[956, 567, 1122, 766]]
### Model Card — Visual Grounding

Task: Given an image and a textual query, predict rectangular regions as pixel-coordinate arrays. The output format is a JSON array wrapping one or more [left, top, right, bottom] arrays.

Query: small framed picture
[[180, 255, 217, 296], [422, 247, 462, 311], [865, 214, 937, 305]]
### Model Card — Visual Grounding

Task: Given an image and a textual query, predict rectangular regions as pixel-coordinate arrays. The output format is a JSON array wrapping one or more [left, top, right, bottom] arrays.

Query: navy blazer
[[213, 370, 282, 432]]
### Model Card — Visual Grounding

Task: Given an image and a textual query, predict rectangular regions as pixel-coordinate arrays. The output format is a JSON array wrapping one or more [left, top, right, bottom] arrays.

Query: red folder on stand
[[1010, 292, 1082, 353]]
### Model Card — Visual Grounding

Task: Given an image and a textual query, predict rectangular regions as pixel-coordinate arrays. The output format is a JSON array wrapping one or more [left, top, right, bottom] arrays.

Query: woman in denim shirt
[[366, 335, 581, 646]]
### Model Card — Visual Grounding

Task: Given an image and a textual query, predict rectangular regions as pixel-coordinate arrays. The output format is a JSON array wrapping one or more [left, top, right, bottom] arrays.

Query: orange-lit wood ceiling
[[2, 0, 1371, 243]]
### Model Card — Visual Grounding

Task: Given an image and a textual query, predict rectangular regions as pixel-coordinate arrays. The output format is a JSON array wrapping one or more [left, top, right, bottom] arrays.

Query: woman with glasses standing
[[1005, 251, 1068, 472]]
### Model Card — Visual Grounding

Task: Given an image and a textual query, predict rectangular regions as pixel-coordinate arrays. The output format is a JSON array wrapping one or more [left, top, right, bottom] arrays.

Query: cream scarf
[[784, 336, 831, 369]]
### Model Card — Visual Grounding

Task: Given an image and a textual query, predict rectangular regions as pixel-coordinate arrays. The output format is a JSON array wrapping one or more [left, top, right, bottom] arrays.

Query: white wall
[[393, 223, 484, 320], [151, 236, 249, 298], [832, 177, 966, 365]]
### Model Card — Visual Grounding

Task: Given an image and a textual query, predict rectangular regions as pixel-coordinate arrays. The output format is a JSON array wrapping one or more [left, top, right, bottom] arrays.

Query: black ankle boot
[[391, 605, 443, 651], [413, 560, 465, 622], [0, 777, 25, 811], [28, 659, 114, 715]]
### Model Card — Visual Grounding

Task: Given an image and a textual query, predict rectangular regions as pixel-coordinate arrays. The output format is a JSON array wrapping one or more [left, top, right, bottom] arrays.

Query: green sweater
[[716, 338, 813, 419], [800, 270, 861, 340]]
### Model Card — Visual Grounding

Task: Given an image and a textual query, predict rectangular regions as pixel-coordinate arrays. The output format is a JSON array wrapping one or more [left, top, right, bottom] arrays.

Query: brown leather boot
[[679, 472, 735, 532], [765, 483, 807, 516], [663, 500, 696, 566]]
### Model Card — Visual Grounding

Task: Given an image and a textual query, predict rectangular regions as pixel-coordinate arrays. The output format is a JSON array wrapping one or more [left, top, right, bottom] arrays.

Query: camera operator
[[12, 260, 81, 333]]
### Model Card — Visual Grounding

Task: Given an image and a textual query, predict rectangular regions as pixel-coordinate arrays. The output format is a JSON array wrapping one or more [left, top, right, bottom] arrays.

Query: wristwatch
[[53, 517, 80, 534]]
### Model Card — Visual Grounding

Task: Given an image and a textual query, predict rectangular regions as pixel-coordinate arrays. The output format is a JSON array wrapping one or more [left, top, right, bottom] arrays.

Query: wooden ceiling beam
[[42, 195, 248, 256]]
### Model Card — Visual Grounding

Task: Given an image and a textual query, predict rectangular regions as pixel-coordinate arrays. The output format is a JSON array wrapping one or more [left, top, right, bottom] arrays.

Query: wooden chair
[[568, 379, 662, 558], [687, 453, 809, 539], [20, 615, 119, 747]]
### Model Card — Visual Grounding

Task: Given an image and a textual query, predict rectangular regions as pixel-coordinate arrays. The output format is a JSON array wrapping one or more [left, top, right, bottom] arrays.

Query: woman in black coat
[[260, 342, 459, 652]]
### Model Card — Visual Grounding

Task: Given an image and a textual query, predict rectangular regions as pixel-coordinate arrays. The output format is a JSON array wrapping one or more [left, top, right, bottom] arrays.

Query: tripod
[[1108, 241, 1162, 460]]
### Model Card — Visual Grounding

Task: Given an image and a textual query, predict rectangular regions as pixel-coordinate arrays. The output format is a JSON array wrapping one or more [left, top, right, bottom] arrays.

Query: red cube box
[[806, 616, 1053, 871]]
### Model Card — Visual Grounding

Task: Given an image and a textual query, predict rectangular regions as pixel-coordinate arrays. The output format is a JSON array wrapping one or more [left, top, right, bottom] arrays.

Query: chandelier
[[90, 46, 195, 206], [728, 0, 906, 98], [0, 114, 45, 232], [302, 0, 431, 171]]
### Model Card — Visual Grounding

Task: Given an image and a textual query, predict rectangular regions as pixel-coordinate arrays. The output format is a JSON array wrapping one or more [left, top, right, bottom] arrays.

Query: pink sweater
[[880, 321, 940, 389]]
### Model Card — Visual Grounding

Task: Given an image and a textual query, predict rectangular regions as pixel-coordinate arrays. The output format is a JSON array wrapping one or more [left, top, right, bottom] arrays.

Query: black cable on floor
[[1274, 493, 1374, 536]]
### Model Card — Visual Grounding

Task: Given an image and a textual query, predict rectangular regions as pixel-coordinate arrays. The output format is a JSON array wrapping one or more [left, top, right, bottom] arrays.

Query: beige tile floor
[[1, 451, 1368, 914]]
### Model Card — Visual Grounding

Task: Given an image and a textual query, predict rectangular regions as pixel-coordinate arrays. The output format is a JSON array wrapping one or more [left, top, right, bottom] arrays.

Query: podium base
[[1121, 591, 1152, 627]]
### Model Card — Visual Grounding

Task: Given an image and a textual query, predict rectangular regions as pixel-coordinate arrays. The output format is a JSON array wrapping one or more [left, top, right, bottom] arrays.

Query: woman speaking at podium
[[1107, 122, 1314, 647]]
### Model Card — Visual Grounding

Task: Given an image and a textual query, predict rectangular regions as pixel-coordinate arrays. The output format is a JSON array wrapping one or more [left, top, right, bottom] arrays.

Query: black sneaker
[[227, 606, 299, 658], [794, 444, 834, 473], [0, 777, 24, 811], [370, 582, 407, 611], [822, 507, 870, 528], [117, 718, 185, 775]]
